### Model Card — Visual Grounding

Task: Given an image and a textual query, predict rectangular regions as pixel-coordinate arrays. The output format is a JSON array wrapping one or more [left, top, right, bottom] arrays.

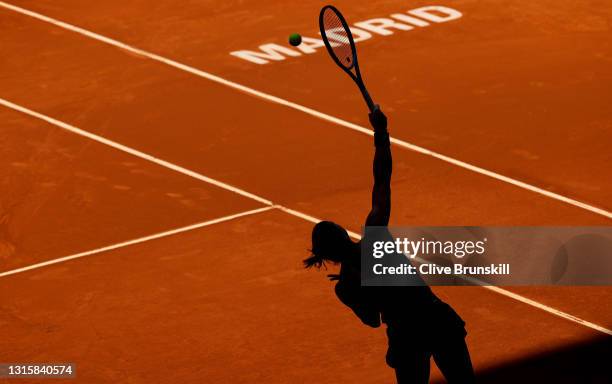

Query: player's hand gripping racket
[[319, 5, 376, 112]]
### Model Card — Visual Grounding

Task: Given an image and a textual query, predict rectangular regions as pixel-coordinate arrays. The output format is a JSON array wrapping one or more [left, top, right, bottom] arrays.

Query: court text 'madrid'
[[230, 5, 462, 65]]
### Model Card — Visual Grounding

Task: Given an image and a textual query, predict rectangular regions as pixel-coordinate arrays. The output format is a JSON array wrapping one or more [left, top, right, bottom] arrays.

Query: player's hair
[[303, 252, 325, 269], [303, 221, 350, 269]]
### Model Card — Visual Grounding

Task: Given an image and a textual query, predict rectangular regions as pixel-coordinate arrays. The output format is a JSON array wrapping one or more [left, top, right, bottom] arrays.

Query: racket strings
[[322, 9, 354, 69]]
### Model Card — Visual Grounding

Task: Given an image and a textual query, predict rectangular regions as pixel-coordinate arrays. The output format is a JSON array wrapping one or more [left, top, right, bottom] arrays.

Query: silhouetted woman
[[304, 107, 475, 383]]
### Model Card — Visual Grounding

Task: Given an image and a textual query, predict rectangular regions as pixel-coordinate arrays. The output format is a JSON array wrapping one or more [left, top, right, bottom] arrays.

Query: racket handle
[[369, 106, 388, 133]]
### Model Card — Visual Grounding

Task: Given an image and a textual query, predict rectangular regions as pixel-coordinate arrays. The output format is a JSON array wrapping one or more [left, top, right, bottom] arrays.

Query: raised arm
[[365, 107, 391, 227]]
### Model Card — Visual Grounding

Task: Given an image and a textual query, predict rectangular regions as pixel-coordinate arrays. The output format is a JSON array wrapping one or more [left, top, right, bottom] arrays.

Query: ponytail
[[303, 252, 325, 269]]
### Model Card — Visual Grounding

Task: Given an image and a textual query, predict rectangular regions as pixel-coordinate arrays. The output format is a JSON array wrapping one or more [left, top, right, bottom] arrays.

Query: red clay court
[[0, 1, 611, 383]]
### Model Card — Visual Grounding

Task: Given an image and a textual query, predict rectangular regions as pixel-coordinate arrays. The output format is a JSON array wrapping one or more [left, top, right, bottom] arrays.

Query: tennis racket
[[319, 5, 376, 112]]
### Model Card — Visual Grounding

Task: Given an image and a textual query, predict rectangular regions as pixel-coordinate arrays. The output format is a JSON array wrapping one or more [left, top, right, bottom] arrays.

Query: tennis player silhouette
[[304, 107, 475, 383]]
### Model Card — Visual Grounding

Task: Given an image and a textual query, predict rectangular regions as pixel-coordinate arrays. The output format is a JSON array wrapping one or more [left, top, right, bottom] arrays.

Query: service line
[[0, 206, 274, 278]]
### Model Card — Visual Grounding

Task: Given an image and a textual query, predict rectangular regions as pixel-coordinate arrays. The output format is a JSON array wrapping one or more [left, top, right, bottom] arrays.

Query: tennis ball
[[289, 33, 302, 47]]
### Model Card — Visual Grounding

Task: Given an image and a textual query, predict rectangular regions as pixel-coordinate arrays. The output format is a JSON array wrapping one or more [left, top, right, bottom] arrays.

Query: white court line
[[484, 286, 612, 336], [0, 98, 272, 206], [0, 99, 610, 336], [0, 0, 610, 220], [0, 206, 274, 278]]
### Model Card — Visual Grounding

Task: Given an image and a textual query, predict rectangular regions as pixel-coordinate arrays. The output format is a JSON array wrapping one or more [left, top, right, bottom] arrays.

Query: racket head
[[319, 5, 376, 112], [319, 5, 360, 78]]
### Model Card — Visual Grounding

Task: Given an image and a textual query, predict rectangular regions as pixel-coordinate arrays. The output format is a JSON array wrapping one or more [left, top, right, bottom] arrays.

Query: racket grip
[[369, 106, 387, 132]]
